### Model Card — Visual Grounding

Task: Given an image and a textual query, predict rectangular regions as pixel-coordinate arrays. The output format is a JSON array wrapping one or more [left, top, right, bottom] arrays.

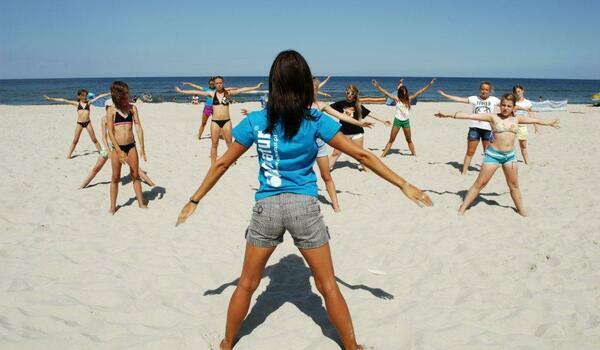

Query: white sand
[[1, 101, 599, 349]]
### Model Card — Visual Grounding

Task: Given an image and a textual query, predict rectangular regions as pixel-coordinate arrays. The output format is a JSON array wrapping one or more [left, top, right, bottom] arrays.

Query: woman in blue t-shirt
[[176, 50, 432, 350]]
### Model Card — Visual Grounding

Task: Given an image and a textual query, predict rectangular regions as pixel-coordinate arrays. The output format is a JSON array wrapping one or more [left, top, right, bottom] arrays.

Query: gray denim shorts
[[245, 193, 330, 249]]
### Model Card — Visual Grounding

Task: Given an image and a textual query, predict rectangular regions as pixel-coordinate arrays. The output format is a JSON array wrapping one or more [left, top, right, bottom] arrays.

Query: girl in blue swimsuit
[[435, 93, 560, 216]]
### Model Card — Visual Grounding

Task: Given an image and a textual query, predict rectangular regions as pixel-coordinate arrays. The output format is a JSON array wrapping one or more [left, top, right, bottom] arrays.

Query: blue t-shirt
[[233, 108, 341, 201]]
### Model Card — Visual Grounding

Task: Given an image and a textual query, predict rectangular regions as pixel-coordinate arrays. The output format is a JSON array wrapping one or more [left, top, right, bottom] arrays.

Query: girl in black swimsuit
[[106, 81, 148, 214], [44, 90, 110, 158], [175, 77, 263, 165]]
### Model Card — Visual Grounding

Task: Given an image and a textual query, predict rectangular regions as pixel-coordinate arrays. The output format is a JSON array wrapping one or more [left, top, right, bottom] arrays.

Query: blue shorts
[[467, 127, 493, 141], [483, 147, 516, 165]]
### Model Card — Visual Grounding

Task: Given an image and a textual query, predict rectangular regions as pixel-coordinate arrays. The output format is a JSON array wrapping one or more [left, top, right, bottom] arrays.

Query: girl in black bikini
[[175, 77, 263, 165], [106, 81, 148, 214], [44, 90, 110, 158]]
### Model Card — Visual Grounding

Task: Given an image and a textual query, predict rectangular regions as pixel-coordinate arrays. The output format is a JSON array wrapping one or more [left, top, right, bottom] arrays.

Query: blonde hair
[[346, 84, 363, 119]]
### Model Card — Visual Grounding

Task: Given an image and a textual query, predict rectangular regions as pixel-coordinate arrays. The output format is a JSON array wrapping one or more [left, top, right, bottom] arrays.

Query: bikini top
[[494, 116, 518, 134], [212, 91, 230, 106], [77, 102, 90, 111], [114, 109, 133, 126]]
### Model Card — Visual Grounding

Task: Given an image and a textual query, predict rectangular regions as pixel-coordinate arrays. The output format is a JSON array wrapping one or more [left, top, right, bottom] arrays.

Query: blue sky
[[1, 0, 598, 79]]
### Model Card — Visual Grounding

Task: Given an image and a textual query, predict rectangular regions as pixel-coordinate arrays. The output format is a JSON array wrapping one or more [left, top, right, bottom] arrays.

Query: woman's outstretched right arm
[[318, 75, 332, 89], [437, 90, 469, 103], [43, 95, 78, 106], [327, 133, 433, 207], [176, 142, 249, 226], [434, 111, 493, 122], [174, 86, 212, 97], [371, 79, 397, 101], [181, 82, 205, 90]]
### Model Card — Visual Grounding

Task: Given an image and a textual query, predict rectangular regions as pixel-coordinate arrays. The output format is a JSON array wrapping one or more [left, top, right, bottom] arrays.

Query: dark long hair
[[265, 50, 314, 139], [397, 85, 410, 109], [110, 81, 129, 110]]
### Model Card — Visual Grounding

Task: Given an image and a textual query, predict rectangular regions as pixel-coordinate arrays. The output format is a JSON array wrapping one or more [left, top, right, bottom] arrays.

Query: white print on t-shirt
[[257, 130, 282, 187]]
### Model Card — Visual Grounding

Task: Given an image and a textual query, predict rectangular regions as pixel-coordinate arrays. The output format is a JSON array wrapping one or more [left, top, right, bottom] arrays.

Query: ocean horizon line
[[1, 75, 599, 82]]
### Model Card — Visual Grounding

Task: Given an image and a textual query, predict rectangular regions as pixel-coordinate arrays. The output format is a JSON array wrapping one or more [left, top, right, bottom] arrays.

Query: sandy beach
[[1, 101, 599, 349]]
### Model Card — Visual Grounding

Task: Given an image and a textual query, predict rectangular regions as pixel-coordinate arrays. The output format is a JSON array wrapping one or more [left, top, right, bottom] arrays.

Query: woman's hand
[[434, 112, 450, 118], [371, 79, 380, 88], [400, 183, 433, 207], [383, 120, 392, 127], [361, 120, 375, 128], [241, 108, 249, 116], [176, 202, 198, 226], [549, 119, 560, 129], [140, 148, 147, 162], [118, 150, 127, 163]]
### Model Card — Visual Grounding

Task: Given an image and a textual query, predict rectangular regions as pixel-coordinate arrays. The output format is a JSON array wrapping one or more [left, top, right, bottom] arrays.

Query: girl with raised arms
[[435, 93, 559, 216], [372, 78, 436, 157], [176, 50, 432, 349], [44, 90, 110, 158], [175, 77, 263, 165]]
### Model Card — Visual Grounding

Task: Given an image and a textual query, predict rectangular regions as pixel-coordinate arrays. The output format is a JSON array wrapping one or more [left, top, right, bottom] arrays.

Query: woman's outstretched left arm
[[410, 78, 436, 101], [228, 83, 264, 96], [176, 142, 249, 226]]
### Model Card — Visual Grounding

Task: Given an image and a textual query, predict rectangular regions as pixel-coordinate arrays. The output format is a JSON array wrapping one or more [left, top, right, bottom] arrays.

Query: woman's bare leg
[[138, 168, 156, 187], [328, 148, 343, 171], [381, 127, 400, 157], [68, 125, 84, 159], [220, 244, 276, 350], [85, 123, 102, 152], [462, 139, 480, 174], [198, 112, 210, 139], [126, 148, 147, 208], [210, 122, 221, 166], [519, 140, 529, 164], [502, 162, 527, 216], [80, 155, 108, 189], [402, 127, 416, 156], [316, 157, 341, 212], [353, 137, 367, 171], [109, 150, 121, 214], [482, 139, 491, 152], [458, 163, 499, 215], [300, 244, 361, 350], [222, 121, 233, 150]]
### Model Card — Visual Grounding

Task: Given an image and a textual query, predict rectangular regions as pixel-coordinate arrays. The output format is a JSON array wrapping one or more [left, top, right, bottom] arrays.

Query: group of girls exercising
[[44, 74, 557, 218]]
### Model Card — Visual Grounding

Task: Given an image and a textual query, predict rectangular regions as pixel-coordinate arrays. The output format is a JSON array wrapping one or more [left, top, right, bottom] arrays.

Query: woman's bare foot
[[518, 209, 528, 217], [109, 206, 117, 215], [219, 339, 232, 350], [139, 204, 148, 209], [333, 206, 341, 213]]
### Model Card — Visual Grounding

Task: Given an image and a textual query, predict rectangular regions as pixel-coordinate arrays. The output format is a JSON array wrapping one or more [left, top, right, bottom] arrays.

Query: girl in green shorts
[[372, 78, 435, 157]]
